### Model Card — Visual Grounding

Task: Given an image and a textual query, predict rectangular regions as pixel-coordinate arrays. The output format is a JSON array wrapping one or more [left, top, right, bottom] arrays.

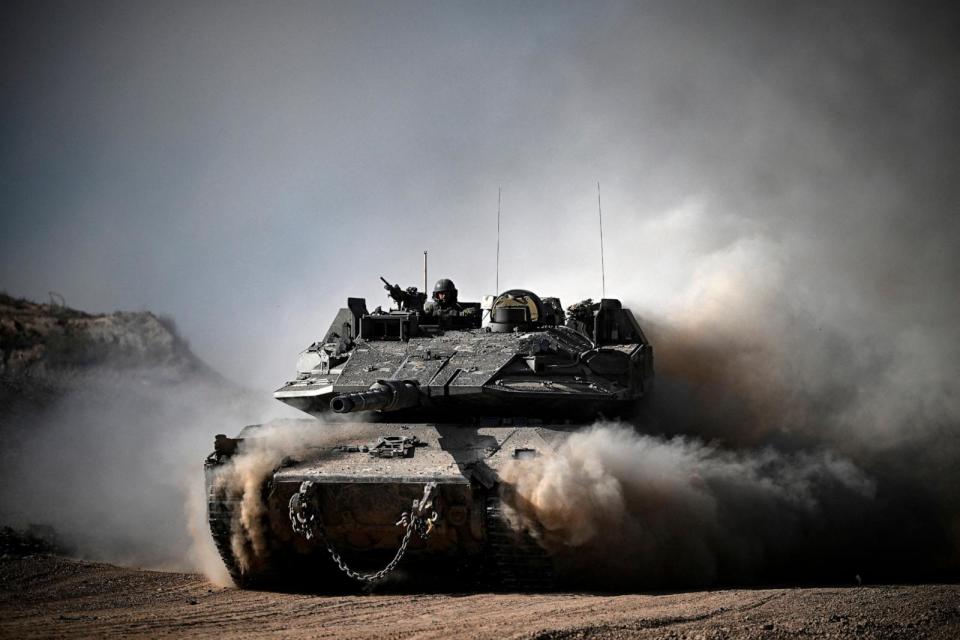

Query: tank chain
[[288, 480, 438, 584]]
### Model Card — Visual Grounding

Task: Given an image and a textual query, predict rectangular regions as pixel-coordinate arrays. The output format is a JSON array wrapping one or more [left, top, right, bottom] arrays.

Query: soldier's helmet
[[432, 278, 458, 307]]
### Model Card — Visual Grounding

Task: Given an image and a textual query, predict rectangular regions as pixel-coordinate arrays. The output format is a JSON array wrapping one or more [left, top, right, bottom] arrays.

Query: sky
[[2, 0, 958, 392]]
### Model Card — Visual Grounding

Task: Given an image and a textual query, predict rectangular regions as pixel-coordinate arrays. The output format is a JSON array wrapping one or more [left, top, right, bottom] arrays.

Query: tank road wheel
[[484, 492, 555, 592]]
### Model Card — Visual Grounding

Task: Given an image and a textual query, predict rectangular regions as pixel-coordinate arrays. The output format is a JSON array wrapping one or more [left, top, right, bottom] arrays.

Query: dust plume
[[501, 234, 960, 587], [502, 424, 874, 587], [0, 366, 286, 585]]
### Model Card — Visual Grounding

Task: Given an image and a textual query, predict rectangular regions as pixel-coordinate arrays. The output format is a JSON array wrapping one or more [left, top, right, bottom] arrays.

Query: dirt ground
[[1, 556, 958, 639]]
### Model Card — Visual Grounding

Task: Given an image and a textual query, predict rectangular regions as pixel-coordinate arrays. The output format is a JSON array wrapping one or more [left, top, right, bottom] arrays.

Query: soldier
[[424, 278, 477, 322], [566, 298, 598, 337], [432, 278, 459, 309]]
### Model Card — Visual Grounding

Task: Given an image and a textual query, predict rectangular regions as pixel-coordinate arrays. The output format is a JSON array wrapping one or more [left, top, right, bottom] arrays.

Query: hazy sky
[[2, 1, 957, 391]]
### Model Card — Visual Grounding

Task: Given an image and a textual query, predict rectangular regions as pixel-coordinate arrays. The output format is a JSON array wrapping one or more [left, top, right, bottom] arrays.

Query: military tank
[[205, 276, 653, 590]]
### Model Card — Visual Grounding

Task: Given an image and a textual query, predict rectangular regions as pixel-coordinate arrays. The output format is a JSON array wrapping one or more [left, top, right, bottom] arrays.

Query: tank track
[[207, 474, 290, 589], [206, 482, 249, 587], [484, 493, 555, 591]]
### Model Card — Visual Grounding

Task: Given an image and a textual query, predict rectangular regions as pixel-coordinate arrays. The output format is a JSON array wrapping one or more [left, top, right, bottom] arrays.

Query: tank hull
[[205, 421, 575, 590]]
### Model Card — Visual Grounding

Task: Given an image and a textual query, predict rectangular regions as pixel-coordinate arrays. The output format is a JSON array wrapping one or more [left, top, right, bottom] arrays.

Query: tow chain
[[288, 480, 439, 584]]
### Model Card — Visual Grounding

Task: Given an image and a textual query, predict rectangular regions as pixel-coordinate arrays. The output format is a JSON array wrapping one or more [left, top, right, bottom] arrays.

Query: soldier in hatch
[[423, 278, 477, 321], [566, 298, 599, 337], [432, 278, 460, 310]]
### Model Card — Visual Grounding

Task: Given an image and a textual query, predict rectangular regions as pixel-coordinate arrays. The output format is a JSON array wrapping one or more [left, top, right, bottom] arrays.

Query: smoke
[[208, 419, 379, 574]]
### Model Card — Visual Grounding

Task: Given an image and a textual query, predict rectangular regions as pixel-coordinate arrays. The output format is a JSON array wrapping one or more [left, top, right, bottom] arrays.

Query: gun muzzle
[[330, 380, 421, 414]]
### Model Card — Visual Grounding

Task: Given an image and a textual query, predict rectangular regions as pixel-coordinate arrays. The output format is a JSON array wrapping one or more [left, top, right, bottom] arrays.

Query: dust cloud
[[492, 6, 959, 586], [501, 233, 960, 587], [0, 368, 287, 585], [501, 424, 874, 587]]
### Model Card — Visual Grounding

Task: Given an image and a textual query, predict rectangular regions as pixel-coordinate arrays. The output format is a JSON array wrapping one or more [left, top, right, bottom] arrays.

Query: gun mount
[[381, 276, 426, 313]]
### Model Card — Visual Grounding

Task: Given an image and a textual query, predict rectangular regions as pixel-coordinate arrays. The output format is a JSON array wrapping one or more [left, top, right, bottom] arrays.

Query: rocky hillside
[[0, 293, 262, 570], [0, 292, 210, 377]]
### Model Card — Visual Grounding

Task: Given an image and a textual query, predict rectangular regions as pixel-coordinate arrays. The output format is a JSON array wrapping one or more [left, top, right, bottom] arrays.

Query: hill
[[0, 292, 213, 377]]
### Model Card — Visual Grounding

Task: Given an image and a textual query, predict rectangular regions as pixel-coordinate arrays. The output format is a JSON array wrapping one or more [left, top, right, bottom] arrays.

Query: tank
[[204, 277, 654, 590]]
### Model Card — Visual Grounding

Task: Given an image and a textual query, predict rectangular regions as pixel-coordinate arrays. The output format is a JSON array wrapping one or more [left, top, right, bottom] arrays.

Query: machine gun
[[381, 276, 427, 312]]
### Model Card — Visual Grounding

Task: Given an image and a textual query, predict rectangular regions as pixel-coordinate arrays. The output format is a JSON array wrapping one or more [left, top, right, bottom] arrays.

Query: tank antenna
[[423, 250, 428, 294], [496, 186, 502, 294], [597, 181, 606, 298]]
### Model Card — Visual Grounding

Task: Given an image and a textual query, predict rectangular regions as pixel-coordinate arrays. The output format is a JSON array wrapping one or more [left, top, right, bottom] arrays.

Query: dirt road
[[0, 556, 957, 639]]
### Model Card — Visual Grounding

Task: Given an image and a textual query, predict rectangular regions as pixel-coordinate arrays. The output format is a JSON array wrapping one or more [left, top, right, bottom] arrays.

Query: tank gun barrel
[[330, 380, 421, 414]]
